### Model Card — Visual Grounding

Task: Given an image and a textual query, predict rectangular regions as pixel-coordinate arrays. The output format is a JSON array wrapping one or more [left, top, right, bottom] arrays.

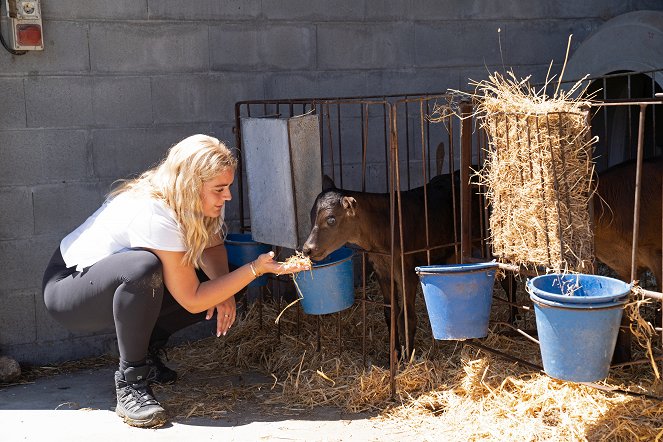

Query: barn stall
[[161, 66, 663, 438]]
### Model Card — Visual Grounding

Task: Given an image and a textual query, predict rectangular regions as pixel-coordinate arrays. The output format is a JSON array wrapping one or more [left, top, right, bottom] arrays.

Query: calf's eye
[[326, 216, 336, 226]]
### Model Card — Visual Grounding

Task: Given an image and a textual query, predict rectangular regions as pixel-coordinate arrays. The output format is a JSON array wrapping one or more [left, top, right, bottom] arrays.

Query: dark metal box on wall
[[240, 114, 322, 249]]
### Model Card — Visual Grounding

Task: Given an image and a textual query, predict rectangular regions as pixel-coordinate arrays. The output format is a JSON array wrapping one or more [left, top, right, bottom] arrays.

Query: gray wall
[[1, 0, 660, 365]]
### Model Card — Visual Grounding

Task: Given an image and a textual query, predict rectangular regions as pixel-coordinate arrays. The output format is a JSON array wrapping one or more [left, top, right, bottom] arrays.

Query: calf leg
[[376, 274, 401, 355]]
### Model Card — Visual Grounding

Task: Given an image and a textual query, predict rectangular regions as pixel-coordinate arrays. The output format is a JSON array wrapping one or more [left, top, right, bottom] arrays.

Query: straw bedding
[[8, 278, 663, 440], [152, 279, 662, 441]]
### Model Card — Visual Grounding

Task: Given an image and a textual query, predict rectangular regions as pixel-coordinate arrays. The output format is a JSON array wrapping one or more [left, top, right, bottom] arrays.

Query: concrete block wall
[[0, 0, 659, 365]]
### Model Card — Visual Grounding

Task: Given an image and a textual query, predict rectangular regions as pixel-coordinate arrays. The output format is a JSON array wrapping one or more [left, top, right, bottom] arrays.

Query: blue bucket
[[527, 274, 631, 382], [224, 233, 272, 287], [415, 262, 498, 340], [294, 247, 355, 315]]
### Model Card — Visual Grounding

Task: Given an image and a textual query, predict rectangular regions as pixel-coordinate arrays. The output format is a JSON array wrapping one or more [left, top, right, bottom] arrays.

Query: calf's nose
[[302, 243, 312, 256]]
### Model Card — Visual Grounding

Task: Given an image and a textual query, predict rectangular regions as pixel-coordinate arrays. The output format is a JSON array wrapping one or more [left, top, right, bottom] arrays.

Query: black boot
[[146, 347, 178, 385], [115, 365, 167, 428]]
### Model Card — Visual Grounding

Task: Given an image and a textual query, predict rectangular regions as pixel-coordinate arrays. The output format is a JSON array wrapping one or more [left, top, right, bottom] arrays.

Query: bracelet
[[249, 261, 260, 278]]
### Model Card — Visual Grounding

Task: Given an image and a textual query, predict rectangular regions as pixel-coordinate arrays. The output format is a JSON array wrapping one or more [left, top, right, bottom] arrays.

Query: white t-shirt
[[61, 192, 193, 271]]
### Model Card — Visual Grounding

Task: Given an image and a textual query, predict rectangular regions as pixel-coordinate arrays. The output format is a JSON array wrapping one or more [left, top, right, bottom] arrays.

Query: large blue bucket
[[224, 233, 272, 287], [527, 274, 631, 382], [415, 262, 498, 340], [294, 247, 355, 315]]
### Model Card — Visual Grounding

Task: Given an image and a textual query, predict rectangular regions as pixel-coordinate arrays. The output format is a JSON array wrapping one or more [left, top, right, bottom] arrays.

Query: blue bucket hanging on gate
[[294, 247, 355, 315], [527, 273, 631, 382], [416, 262, 499, 340]]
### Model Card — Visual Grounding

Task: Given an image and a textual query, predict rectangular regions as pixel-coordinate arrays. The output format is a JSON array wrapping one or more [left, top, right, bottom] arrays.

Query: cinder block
[[148, 0, 260, 20], [90, 23, 209, 73], [260, 25, 315, 70], [265, 71, 368, 100], [33, 183, 105, 237], [152, 74, 263, 125], [0, 187, 33, 240], [364, 68, 459, 96], [409, 0, 628, 20], [365, 0, 411, 21], [459, 64, 558, 91], [91, 126, 210, 179], [152, 75, 209, 124], [209, 24, 261, 70], [0, 21, 90, 75], [317, 23, 415, 70], [0, 79, 26, 129], [210, 22, 317, 71], [0, 291, 36, 346], [502, 20, 599, 67], [206, 124, 236, 148], [7, 333, 117, 365], [262, 0, 365, 20], [25, 77, 94, 128], [206, 73, 265, 122], [414, 22, 502, 68], [41, 0, 148, 19], [0, 130, 90, 186], [93, 77, 153, 127], [35, 293, 75, 343], [0, 237, 60, 292]]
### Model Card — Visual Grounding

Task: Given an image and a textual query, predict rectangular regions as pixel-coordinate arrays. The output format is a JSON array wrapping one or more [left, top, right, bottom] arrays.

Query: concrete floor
[[0, 365, 427, 442]]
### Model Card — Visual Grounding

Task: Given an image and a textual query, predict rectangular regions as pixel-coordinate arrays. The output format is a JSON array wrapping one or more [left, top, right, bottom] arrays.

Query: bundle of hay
[[471, 70, 596, 273]]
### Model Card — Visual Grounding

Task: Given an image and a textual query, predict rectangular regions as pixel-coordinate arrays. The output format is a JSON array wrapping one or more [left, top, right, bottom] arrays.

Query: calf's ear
[[322, 174, 336, 190], [342, 196, 357, 216]]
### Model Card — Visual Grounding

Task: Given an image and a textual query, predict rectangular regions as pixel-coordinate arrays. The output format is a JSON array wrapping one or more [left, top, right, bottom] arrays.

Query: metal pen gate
[[234, 93, 487, 394], [233, 78, 663, 396]]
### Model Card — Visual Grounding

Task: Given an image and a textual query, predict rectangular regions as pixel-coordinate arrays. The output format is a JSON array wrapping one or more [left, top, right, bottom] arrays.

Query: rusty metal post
[[617, 103, 648, 363], [234, 102, 247, 232], [630, 104, 647, 283], [388, 102, 398, 398], [460, 101, 473, 262]]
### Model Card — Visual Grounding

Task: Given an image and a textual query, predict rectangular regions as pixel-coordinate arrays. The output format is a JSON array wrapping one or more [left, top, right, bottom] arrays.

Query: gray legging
[[42, 247, 207, 364]]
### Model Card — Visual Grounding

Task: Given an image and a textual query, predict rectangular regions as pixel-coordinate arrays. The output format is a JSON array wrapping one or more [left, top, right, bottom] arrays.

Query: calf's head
[[302, 176, 357, 261]]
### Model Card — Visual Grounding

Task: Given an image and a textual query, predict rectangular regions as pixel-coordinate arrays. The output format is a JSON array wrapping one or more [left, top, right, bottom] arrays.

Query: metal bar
[[362, 252, 367, 368], [405, 100, 411, 189], [388, 103, 398, 398], [362, 103, 369, 192], [491, 322, 540, 345], [630, 104, 647, 282], [460, 102, 473, 262], [337, 312, 342, 357], [394, 104, 411, 358], [234, 102, 247, 232], [420, 100, 431, 264], [337, 103, 343, 186], [466, 340, 543, 372], [324, 103, 335, 181]]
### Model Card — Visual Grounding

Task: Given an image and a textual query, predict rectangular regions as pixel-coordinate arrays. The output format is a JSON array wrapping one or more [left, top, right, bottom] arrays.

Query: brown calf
[[302, 172, 479, 356]]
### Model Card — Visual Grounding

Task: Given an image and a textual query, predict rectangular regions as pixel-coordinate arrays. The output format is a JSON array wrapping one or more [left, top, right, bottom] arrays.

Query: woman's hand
[[253, 251, 310, 276], [206, 297, 236, 337]]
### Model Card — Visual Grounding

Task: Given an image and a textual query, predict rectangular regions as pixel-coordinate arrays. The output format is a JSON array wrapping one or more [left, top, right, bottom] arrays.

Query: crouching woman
[[42, 134, 309, 428]]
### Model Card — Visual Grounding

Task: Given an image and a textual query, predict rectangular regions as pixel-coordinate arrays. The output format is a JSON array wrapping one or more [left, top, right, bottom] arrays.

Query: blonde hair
[[110, 134, 238, 268]]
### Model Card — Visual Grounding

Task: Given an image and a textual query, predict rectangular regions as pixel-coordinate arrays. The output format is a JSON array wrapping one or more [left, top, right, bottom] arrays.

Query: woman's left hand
[[206, 297, 236, 337]]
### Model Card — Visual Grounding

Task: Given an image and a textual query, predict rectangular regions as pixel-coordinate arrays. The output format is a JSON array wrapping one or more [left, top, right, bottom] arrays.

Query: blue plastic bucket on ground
[[224, 233, 272, 287], [415, 262, 499, 340], [527, 274, 631, 382], [294, 247, 355, 315]]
